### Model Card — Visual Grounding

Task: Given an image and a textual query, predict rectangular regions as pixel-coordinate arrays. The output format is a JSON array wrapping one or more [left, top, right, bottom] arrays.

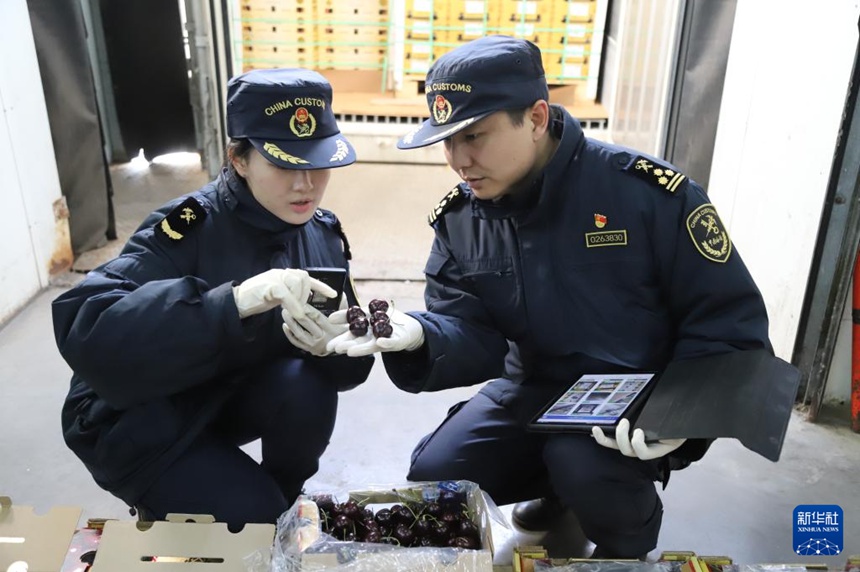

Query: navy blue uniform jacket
[[383, 107, 772, 466], [53, 169, 373, 504]]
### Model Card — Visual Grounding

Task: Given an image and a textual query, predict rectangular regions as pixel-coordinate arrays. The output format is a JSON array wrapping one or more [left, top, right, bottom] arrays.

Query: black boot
[[511, 497, 567, 531], [130, 505, 157, 522]]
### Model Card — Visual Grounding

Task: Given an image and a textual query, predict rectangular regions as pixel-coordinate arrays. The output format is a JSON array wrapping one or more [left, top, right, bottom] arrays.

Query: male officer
[[327, 36, 772, 557]]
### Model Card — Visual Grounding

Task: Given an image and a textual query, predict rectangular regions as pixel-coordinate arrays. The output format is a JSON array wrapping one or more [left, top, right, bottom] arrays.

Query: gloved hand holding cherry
[[326, 299, 425, 357], [346, 299, 392, 338]]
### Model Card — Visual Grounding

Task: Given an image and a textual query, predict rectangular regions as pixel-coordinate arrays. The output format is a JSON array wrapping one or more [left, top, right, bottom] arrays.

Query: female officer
[[52, 68, 373, 529]]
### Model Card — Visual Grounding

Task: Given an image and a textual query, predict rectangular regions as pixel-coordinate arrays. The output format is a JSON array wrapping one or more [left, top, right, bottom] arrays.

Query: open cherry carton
[[271, 480, 500, 571]]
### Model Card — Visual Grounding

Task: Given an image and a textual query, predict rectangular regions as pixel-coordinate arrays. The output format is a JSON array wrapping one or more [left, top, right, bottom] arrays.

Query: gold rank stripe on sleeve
[[428, 186, 464, 225], [625, 155, 687, 193]]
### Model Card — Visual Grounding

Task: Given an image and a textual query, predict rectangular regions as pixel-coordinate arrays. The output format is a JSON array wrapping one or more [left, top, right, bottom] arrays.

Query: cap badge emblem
[[594, 214, 607, 228], [432, 95, 453, 124], [290, 107, 317, 138]]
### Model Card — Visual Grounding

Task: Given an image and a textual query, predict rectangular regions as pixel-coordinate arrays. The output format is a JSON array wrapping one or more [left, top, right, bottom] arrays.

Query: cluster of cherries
[[312, 490, 481, 550], [347, 299, 392, 338]]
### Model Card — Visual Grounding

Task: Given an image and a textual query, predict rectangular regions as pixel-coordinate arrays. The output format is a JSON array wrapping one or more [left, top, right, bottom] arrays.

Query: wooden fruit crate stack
[[315, 0, 389, 70], [403, 0, 601, 84], [238, 0, 317, 70], [238, 0, 389, 72]]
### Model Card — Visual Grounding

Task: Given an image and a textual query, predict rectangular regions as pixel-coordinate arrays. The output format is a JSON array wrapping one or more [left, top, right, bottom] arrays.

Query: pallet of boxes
[[403, 0, 601, 104], [238, 0, 389, 75]]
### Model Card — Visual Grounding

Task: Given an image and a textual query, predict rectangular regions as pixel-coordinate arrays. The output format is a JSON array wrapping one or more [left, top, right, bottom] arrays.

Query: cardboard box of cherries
[[275, 481, 495, 571]]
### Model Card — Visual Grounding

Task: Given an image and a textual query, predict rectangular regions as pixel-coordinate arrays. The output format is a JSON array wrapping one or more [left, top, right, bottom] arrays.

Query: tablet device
[[527, 372, 658, 433], [305, 267, 347, 316]]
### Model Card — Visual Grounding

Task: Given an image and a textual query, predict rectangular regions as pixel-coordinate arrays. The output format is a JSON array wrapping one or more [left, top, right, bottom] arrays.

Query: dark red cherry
[[346, 306, 366, 322], [458, 520, 480, 541], [414, 517, 433, 538], [368, 299, 389, 314], [392, 505, 414, 525], [372, 321, 393, 338], [394, 523, 416, 547], [370, 310, 389, 325], [424, 502, 442, 518], [349, 317, 369, 336], [432, 522, 452, 542], [375, 508, 393, 527], [313, 494, 335, 514], [363, 530, 382, 543], [341, 500, 361, 519]]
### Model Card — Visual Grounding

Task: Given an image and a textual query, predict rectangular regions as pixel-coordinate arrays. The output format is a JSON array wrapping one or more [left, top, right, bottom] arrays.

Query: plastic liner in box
[[268, 480, 507, 572]]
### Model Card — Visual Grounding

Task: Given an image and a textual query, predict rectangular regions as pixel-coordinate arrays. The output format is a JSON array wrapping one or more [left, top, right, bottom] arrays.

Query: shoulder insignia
[[428, 186, 466, 225], [686, 203, 732, 263], [624, 155, 687, 193], [158, 197, 207, 241]]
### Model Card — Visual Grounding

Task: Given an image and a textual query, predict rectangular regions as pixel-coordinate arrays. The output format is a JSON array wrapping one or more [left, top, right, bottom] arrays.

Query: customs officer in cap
[[326, 36, 772, 558], [53, 68, 372, 528]]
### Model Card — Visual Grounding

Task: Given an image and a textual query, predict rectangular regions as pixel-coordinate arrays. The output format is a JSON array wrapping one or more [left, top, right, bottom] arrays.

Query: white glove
[[282, 305, 348, 357], [592, 418, 686, 461], [233, 269, 336, 319], [326, 303, 425, 357]]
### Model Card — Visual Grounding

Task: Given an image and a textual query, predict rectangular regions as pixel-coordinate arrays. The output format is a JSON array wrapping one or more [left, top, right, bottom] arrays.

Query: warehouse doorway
[[97, 0, 197, 161]]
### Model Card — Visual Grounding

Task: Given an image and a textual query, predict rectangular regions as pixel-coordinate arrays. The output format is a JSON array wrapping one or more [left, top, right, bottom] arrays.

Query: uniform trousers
[[135, 358, 338, 530], [407, 378, 663, 557]]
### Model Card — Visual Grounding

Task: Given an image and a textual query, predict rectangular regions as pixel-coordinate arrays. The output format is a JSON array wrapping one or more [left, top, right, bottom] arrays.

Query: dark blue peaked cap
[[398, 36, 549, 149], [227, 68, 356, 169]]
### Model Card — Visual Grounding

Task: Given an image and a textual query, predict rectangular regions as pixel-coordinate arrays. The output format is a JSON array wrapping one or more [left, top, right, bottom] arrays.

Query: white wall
[[0, 0, 68, 325], [709, 0, 859, 359]]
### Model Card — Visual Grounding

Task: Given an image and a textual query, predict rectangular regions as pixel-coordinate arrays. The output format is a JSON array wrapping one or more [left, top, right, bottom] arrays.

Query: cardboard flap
[[90, 518, 275, 571], [0, 496, 82, 572], [635, 349, 801, 461]]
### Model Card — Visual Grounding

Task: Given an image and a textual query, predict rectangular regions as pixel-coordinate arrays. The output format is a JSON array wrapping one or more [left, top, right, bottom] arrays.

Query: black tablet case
[[634, 349, 801, 462]]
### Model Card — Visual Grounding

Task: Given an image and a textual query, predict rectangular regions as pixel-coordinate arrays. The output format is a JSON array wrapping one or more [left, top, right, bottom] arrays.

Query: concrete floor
[[2, 157, 859, 568]]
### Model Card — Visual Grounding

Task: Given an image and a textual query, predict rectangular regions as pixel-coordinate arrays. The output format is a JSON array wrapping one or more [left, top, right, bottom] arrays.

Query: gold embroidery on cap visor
[[290, 107, 317, 138], [263, 142, 309, 165], [432, 95, 453, 124], [686, 204, 732, 263], [585, 230, 627, 247]]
